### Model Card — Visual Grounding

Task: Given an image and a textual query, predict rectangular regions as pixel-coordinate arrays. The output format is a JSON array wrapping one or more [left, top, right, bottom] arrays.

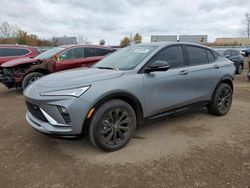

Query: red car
[[0, 45, 40, 65], [0, 45, 115, 89]]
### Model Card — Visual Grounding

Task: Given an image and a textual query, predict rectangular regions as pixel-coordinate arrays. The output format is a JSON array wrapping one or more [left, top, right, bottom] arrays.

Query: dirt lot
[[0, 60, 250, 188]]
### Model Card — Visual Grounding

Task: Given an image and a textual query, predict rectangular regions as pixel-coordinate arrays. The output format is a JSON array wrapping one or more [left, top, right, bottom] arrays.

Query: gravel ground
[[0, 59, 250, 188]]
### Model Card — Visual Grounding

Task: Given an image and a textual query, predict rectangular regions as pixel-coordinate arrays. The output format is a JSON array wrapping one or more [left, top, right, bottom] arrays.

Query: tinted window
[[206, 50, 215, 63], [96, 48, 112, 56], [85, 48, 96, 57], [186, 46, 209, 65], [0, 48, 30, 57], [213, 51, 220, 59], [60, 48, 84, 60], [150, 46, 184, 68], [231, 50, 239, 56], [224, 50, 231, 57]]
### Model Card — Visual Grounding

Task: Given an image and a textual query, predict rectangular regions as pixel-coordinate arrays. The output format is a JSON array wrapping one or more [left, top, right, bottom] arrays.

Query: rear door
[[183, 45, 222, 102], [82, 48, 101, 67]]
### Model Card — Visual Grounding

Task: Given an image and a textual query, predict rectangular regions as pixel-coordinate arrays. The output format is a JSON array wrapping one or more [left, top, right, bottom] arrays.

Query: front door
[[143, 45, 191, 117]]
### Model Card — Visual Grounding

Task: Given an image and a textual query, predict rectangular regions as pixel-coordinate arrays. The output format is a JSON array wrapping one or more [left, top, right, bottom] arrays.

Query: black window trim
[[139, 44, 187, 73], [0, 47, 31, 57]]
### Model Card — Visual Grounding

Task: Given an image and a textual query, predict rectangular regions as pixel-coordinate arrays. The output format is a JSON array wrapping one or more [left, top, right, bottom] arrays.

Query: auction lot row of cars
[[0, 43, 248, 151]]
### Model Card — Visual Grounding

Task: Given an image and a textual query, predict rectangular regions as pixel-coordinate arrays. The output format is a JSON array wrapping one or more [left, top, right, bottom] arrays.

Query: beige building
[[215, 37, 250, 46]]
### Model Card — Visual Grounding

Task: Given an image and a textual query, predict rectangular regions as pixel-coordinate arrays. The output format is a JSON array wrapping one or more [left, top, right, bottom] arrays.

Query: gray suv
[[24, 42, 235, 151]]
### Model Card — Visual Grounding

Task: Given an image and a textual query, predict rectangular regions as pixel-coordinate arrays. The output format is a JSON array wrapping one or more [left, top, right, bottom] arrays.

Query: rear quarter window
[[95, 48, 112, 56], [186, 46, 209, 66], [0, 48, 30, 57], [206, 50, 215, 63]]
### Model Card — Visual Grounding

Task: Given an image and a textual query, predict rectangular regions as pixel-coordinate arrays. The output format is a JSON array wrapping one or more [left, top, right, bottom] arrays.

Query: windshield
[[93, 45, 157, 70], [35, 47, 65, 60]]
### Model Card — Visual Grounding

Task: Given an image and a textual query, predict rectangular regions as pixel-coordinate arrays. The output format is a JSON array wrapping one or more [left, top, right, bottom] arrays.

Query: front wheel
[[207, 83, 233, 116], [89, 99, 136, 152], [22, 72, 44, 89]]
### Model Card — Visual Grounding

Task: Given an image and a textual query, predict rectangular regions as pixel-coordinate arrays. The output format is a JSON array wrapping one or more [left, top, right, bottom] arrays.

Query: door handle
[[179, 70, 189, 75], [214, 65, 220, 69]]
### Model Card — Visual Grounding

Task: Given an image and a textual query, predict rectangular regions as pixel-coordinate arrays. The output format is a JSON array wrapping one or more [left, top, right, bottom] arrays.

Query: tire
[[207, 83, 233, 116], [22, 72, 44, 89], [236, 64, 243, 74], [89, 99, 136, 152]]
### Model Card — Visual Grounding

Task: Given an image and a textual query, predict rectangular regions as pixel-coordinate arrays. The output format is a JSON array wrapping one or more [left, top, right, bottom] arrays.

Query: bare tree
[[77, 35, 92, 44], [242, 13, 250, 38], [0, 21, 18, 38]]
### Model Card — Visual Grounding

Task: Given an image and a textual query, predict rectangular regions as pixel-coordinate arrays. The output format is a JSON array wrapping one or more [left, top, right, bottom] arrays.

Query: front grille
[[26, 101, 48, 122]]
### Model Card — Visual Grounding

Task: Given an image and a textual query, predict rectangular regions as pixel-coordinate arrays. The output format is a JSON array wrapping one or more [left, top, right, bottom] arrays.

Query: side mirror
[[145, 60, 170, 73]]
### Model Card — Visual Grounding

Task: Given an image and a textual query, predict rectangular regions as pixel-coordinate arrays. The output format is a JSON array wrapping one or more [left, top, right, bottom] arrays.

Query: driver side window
[[59, 48, 84, 60], [150, 46, 184, 69]]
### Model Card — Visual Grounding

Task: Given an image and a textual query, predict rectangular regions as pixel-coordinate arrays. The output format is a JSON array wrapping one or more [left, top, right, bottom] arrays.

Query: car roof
[[135, 42, 214, 50], [0, 44, 37, 49], [59, 44, 113, 50]]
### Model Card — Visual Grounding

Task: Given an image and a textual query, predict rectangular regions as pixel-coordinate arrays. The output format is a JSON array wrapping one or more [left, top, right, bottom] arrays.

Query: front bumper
[[0, 75, 15, 88], [25, 86, 93, 135], [0, 68, 16, 88]]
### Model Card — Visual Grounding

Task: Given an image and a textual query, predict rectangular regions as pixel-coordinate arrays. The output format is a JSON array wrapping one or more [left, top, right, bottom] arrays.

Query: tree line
[[0, 21, 54, 46]]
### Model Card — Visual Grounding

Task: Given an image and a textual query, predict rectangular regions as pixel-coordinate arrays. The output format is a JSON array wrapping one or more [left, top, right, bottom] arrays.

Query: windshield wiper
[[95, 66, 118, 70]]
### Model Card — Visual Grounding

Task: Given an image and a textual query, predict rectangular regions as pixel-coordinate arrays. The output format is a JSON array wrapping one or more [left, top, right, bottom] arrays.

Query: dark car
[[217, 49, 244, 74], [0, 45, 114, 89], [0, 45, 40, 65], [242, 48, 250, 57]]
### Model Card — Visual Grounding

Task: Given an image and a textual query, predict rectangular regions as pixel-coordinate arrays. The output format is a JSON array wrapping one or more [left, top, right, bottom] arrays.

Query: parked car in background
[[0, 45, 114, 89], [24, 42, 235, 151], [0, 45, 40, 65], [248, 61, 250, 80], [217, 49, 244, 74], [241, 48, 250, 57]]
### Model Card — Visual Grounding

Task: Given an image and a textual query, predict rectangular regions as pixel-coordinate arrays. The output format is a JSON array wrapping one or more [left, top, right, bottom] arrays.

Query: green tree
[[133, 33, 142, 44], [120, 37, 130, 47], [16, 30, 29, 44]]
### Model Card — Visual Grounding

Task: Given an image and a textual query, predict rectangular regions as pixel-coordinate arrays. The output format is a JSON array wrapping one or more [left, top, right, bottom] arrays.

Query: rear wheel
[[207, 83, 233, 116], [22, 72, 44, 89], [236, 64, 243, 74], [89, 99, 136, 152]]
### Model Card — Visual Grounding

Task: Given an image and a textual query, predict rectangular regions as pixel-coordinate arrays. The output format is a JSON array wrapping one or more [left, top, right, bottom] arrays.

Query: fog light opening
[[58, 106, 71, 124]]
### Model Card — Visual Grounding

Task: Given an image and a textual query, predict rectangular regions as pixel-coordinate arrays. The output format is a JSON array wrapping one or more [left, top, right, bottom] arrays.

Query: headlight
[[40, 86, 90, 97]]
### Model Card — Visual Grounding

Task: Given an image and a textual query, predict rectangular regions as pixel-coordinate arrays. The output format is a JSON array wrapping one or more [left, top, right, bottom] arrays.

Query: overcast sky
[[0, 0, 249, 45]]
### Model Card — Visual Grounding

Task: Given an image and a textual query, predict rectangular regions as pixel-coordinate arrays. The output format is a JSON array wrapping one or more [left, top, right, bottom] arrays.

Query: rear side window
[[186, 46, 209, 66], [0, 48, 30, 57], [150, 46, 184, 68], [231, 50, 239, 56], [96, 48, 112, 56], [224, 50, 231, 57], [206, 50, 215, 63], [85, 48, 96, 57]]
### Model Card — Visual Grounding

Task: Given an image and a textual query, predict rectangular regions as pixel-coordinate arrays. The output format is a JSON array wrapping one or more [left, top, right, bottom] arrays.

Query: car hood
[[1, 57, 39, 67], [35, 68, 125, 88]]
